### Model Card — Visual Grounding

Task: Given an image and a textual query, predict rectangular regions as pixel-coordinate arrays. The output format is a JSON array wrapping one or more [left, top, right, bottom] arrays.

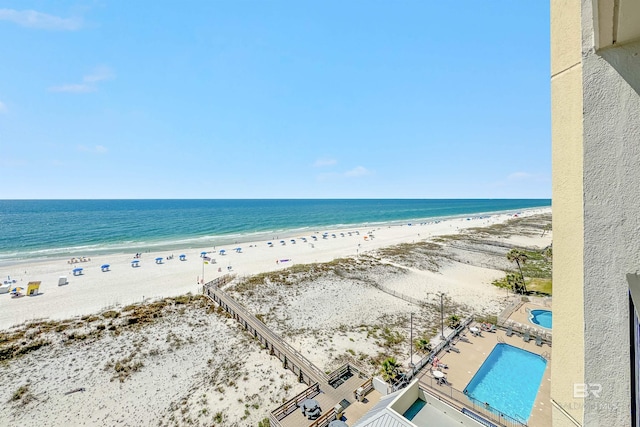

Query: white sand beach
[[0, 208, 552, 426], [0, 208, 550, 330]]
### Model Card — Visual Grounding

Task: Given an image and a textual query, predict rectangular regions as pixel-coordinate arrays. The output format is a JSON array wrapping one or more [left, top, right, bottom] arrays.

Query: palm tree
[[541, 224, 552, 237], [380, 357, 401, 382], [506, 273, 524, 294], [415, 338, 432, 354], [447, 314, 461, 329], [507, 249, 528, 293]]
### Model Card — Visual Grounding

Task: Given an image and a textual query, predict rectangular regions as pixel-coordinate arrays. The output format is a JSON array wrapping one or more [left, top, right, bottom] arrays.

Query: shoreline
[[0, 205, 550, 267], [0, 207, 552, 426], [0, 207, 551, 330]]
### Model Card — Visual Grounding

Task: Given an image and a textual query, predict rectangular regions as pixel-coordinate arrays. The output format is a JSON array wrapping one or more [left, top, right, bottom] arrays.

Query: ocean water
[[0, 199, 550, 263]]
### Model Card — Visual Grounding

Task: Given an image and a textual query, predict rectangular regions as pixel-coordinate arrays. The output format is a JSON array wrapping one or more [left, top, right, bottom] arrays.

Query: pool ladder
[[541, 351, 551, 360]]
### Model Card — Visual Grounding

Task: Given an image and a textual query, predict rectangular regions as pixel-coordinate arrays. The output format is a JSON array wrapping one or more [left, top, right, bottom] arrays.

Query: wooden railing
[[270, 382, 321, 423], [203, 280, 328, 385], [357, 377, 374, 396], [308, 408, 337, 427]]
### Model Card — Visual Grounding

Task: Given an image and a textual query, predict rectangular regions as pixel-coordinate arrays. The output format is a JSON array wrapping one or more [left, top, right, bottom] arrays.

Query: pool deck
[[418, 325, 551, 427]]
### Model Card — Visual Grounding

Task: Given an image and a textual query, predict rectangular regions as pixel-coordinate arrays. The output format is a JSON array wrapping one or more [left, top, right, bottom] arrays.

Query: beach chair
[[506, 326, 514, 337], [523, 331, 531, 342], [536, 335, 543, 346]]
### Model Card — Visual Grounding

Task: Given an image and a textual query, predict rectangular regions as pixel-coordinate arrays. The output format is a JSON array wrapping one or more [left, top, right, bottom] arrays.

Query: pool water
[[530, 309, 553, 329], [464, 344, 547, 423], [403, 399, 426, 421]]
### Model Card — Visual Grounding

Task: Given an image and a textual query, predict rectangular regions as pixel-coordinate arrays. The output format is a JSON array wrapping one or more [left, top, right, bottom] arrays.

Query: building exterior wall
[[550, 0, 585, 425], [581, 31, 640, 427], [390, 380, 419, 415], [552, 0, 640, 426]]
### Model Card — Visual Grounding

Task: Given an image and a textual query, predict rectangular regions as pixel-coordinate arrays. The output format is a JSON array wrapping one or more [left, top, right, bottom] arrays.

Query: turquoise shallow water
[[0, 199, 549, 263]]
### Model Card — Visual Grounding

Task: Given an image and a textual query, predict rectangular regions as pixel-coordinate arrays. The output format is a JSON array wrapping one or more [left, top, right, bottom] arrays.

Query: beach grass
[[527, 278, 553, 296]]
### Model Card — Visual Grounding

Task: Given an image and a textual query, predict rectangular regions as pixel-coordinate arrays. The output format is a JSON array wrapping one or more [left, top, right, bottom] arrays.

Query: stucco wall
[[550, 0, 585, 425], [581, 34, 640, 426], [390, 380, 419, 415]]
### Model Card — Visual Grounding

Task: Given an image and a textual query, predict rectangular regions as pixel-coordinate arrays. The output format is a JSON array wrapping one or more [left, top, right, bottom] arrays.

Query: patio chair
[[536, 335, 543, 346], [506, 326, 514, 337], [523, 331, 531, 342]]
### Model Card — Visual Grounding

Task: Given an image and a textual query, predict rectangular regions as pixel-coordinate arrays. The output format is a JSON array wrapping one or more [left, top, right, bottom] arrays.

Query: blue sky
[[0, 1, 550, 199]]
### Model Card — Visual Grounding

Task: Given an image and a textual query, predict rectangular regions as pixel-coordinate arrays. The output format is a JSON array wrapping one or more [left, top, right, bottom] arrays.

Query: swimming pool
[[464, 344, 547, 423], [529, 309, 552, 329]]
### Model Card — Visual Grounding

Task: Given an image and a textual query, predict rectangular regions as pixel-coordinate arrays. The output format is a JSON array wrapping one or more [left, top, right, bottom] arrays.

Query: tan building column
[[550, 0, 584, 425]]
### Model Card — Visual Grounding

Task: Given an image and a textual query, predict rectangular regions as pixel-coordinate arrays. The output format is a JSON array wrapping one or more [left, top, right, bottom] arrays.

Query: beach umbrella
[[11, 287, 23, 293], [179, 254, 186, 261], [219, 249, 226, 255], [200, 251, 207, 257], [72, 267, 83, 275], [267, 242, 273, 246], [155, 257, 163, 264], [131, 260, 140, 267], [101, 264, 110, 272]]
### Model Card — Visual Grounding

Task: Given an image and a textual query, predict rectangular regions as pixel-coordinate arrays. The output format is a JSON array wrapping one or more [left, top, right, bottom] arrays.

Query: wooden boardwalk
[[203, 276, 328, 385], [202, 275, 377, 427]]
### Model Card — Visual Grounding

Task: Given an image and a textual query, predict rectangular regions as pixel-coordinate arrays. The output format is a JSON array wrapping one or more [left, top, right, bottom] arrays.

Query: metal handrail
[[420, 376, 527, 427]]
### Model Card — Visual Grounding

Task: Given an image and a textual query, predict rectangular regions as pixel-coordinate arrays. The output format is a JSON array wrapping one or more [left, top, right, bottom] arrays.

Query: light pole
[[440, 293, 445, 340], [410, 312, 414, 367]]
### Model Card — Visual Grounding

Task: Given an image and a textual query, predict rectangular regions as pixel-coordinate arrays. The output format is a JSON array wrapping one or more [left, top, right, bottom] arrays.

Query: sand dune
[[0, 208, 551, 426]]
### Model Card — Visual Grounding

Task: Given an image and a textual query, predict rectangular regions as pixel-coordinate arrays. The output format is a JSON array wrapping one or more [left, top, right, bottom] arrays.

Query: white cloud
[[344, 166, 371, 177], [49, 83, 95, 93], [77, 145, 108, 154], [0, 9, 82, 31], [317, 165, 372, 181], [50, 66, 115, 93], [0, 101, 7, 113], [313, 158, 337, 167], [83, 66, 114, 83]]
